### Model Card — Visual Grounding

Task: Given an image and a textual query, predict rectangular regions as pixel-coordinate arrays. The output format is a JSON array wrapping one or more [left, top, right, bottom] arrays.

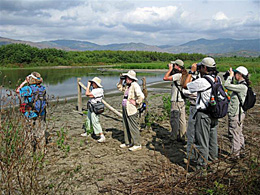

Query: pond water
[[0, 67, 165, 99]]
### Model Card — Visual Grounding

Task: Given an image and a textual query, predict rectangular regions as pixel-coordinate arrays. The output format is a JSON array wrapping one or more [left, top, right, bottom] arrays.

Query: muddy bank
[[43, 86, 260, 194], [44, 91, 186, 194]]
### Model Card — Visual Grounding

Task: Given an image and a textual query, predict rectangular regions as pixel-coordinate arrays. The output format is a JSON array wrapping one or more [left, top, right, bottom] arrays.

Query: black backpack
[[204, 76, 229, 118], [235, 83, 256, 112]]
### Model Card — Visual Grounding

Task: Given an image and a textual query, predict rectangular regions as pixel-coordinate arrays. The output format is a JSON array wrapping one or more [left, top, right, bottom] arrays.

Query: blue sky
[[0, 0, 259, 45]]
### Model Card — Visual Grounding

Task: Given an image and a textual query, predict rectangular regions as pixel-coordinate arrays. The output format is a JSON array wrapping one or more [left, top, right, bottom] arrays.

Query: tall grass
[[0, 90, 46, 193], [0, 78, 71, 193]]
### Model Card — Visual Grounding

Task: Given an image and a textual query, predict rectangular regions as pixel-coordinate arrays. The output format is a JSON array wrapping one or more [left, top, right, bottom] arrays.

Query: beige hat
[[197, 57, 216, 68], [28, 72, 43, 84], [90, 77, 103, 88], [122, 70, 138, 81], [171, 59, 184, 67]]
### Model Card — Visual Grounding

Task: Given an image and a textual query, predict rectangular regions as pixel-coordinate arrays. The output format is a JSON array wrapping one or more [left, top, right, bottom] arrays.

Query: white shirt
[[187, 76, 216, 110], [171, 73, 184, 102], [89, 88, 104, 104], [182, 74, 198, 105]]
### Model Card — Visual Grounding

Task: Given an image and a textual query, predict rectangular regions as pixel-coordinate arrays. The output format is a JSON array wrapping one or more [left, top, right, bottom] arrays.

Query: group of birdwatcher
[[16, 57, 256, 169], [162, 57, 256, 168]]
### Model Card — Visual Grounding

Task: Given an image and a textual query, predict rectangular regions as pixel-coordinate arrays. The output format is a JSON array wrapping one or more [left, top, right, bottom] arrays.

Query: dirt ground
[[43, 84, 260, 194]]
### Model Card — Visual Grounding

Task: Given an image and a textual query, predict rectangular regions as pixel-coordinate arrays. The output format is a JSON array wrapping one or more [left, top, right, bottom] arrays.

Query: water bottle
[[225, 89, 231, 101], [210, 96, 216, 106]]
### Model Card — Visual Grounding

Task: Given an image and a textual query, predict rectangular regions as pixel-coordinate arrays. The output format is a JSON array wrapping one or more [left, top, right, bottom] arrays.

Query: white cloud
[[213, 12, 228, 21], [124, 6, 178, 25], [0, 1, 259, 45]]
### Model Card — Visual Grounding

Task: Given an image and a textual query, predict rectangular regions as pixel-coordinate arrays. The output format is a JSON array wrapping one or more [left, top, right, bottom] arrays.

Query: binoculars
[[223, 71, 230, 80], [120, 75, 126, 80]]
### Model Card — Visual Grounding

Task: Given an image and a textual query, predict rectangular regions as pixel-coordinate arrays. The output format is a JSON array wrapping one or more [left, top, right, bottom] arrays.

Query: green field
[[113, 58, 260, 85]]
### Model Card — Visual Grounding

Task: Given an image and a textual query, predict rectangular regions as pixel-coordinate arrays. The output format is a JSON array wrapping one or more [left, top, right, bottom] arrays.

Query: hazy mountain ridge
[[164, 38, 260, 55], [0, 37, 259, 57]]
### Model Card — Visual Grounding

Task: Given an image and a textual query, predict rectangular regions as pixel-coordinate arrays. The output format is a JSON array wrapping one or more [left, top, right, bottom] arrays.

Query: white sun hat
[[122, 70, 138, 81], [90, 77, 103, 88]]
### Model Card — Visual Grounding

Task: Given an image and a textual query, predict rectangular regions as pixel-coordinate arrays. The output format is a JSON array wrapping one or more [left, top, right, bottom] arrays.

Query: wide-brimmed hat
[[122, 70, 138, 81], [170, 59, 184, 67], [90, 77, 103, 88], [234, 66, 248, 76], [28, 72, 43, 84], [197, 57, 216, 68]]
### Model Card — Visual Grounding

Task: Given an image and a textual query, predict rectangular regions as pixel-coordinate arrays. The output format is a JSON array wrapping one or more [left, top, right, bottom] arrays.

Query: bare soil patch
[[43, 86, 260, 194]]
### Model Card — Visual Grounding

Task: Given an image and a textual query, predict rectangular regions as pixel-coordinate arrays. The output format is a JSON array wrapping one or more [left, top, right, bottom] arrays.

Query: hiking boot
[[81, 132, 88, 137], [98, 136, 106, 143], [120, 143, 131, 148], [129, 145, 142, 151]]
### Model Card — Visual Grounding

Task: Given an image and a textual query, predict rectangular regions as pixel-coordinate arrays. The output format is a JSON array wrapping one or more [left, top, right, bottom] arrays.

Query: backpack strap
[[201, 75, 215, 92], [200, 75, 215, 105], [233, 81, 248, 122], [173, 81, 186, 101]]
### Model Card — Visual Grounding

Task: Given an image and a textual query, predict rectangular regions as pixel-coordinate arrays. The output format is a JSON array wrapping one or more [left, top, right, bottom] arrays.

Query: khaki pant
[[228, 114, 245, 156], [86, 109, 103, 135], [170, 101, 186, 140], [122, 106, 141, 146]]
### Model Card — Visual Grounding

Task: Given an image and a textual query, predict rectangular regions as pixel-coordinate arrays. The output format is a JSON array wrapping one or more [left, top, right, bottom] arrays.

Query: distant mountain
[[41, 40, 100, 51], [164, 38, 260, 54], [0, 37, 63, 49], [0, 37, 259, 56], [40, 40, 164, 52]]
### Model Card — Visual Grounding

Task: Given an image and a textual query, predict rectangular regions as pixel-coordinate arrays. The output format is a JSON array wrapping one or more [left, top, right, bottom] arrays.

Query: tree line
[[0, 43, 206, 67], [1, 43, 259, 68]]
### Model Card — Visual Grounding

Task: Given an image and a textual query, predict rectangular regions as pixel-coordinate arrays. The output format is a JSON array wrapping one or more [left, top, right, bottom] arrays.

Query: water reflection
[[0, 67, 165, 98]]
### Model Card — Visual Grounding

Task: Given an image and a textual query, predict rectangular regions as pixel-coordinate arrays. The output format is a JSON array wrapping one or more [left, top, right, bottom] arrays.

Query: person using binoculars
[[117, 70, 144, 152], [224, 66, 251, 161], [82, 77, 106, 143], [163, 59, 187, 144], [184, 57, 220, 169]]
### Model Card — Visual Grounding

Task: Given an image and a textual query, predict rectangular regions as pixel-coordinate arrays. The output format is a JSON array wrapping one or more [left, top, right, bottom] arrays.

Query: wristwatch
[[188, 70, 195, 75]]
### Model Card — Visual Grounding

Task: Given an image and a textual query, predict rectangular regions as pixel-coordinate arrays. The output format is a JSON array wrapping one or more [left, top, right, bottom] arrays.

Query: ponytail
[[180, 69, 188, 87], [243, 75, 251, 86]]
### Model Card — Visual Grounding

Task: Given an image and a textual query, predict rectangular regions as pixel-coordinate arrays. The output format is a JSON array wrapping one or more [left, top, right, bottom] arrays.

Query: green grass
[[2, 56, 259, 85], [113, 58, 260, 85]]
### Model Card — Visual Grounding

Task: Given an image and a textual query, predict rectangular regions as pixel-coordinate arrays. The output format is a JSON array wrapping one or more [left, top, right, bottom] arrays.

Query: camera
[[223, 71, 230, 80]]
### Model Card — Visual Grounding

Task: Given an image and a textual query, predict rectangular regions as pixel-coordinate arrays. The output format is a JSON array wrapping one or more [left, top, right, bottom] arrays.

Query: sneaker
[[120, 143, 130, 148], [81, 132, 88, 137], [129, 145, 142, 151], [98, 136, 106, 143]]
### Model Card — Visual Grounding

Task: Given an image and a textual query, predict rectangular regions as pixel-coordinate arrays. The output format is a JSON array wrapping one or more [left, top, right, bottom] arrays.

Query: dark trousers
[[122, 106, 141, 146], [194, 111, 218, 167]]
